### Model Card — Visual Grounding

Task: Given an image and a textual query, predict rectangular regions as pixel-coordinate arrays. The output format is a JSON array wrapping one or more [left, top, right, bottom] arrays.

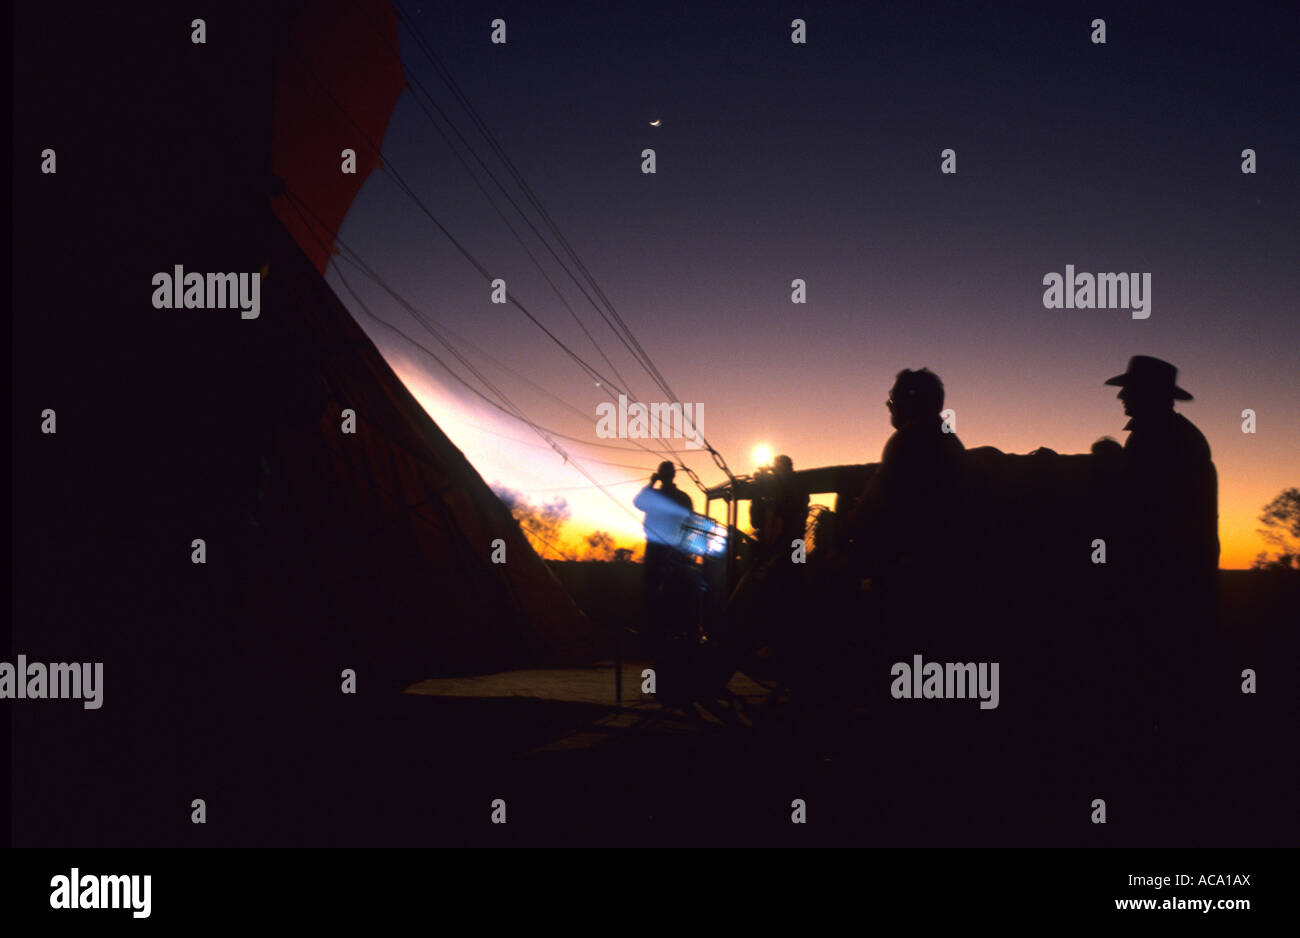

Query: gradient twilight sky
[[327, 1, 1299, 567]]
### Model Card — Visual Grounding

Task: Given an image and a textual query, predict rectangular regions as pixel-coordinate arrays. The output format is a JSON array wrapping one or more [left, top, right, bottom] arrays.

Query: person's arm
[[632, 473, 658, 512]]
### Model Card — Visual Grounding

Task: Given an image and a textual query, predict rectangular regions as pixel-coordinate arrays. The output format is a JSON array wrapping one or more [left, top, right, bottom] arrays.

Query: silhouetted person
[[749, 454, 810, 562], [841, 369, 966, 584], [1104, 356, 1219, 579], [1099, 356, 1219, 828], [634, 460, 694, 652], [727, 455, 809, 663]]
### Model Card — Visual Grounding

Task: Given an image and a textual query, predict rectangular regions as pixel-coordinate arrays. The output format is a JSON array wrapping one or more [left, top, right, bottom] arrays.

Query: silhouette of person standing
[[749, 454, 810, 563], [1101, 356, 1219, 827], [729, 454, 809, 655], [842, 369, 966, 582], [1104, 356, 1219, 583], [634, 460, 694, 651]]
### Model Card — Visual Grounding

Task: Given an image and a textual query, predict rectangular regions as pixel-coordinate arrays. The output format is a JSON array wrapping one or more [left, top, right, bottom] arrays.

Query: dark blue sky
[[332, 0, 1299, 562]]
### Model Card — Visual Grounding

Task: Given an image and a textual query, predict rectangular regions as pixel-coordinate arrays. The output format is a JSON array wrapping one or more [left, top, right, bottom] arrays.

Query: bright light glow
[[752, 443, 773, 468]]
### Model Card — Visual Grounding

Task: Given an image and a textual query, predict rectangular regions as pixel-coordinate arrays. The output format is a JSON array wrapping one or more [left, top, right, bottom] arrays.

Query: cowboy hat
[[1104, 355, 1193, 400]]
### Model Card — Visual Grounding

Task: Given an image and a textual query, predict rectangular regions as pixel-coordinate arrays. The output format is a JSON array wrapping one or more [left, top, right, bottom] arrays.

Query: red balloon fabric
[[271, 0, 405, 273]]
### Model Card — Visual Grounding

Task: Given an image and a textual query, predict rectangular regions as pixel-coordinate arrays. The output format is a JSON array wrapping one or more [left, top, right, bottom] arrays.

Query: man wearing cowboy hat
[[1100, 356, 1220, 829], [1102, 355, 1219, 577]]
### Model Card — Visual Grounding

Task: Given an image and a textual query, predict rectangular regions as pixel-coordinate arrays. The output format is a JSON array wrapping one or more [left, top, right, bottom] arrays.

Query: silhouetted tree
[[581, 530, 616, 561], [491, 485, 572, 559], [1252, 486, 1300, 571]]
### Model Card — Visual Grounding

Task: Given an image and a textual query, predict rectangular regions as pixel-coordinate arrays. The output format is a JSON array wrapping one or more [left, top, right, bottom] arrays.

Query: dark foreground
[[12, 571, 1296, 847]]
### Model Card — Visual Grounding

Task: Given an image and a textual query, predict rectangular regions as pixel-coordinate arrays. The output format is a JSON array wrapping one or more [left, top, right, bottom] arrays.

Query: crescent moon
[[650, 119, 661, 127]]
